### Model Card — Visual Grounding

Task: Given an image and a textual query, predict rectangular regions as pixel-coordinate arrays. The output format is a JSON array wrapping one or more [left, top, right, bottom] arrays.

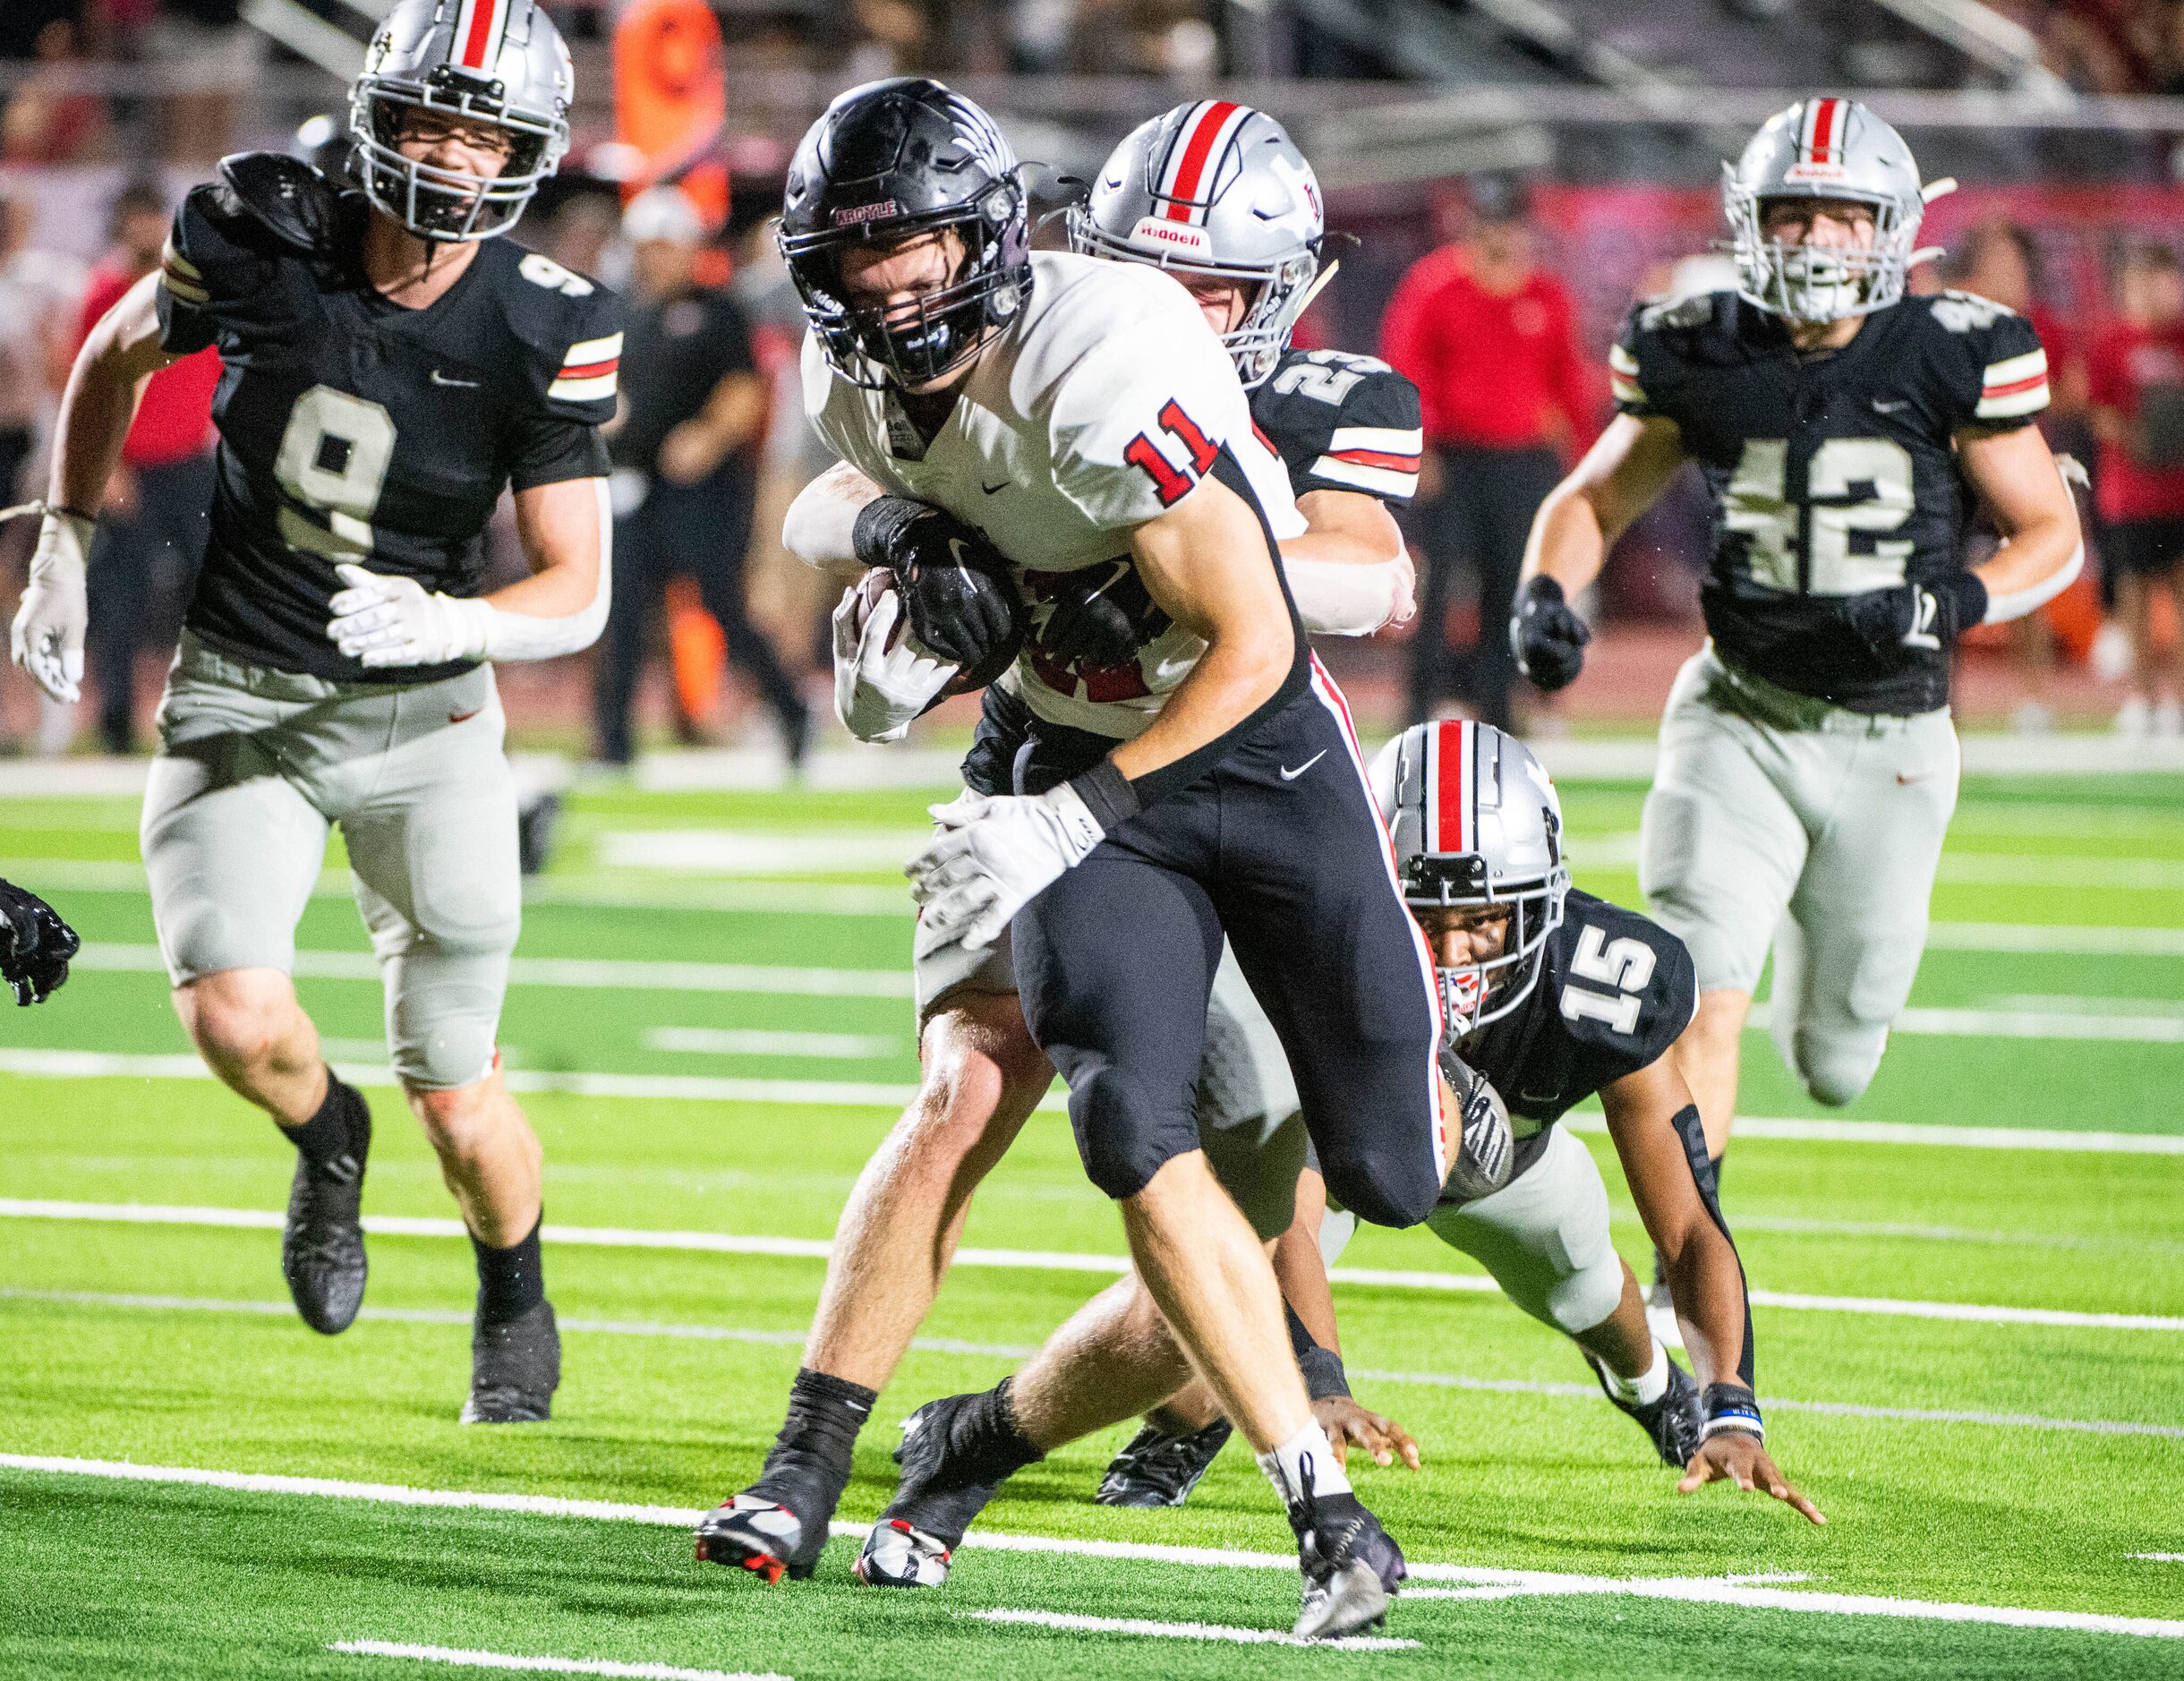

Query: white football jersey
[[803, 251, 1304, 738]]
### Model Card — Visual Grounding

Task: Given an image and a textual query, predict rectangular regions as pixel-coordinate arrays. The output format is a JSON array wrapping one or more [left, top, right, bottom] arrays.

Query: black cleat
[[462, 1300, 560, 1423], [516, 791, 562, 877], [1287, 1461, 1405, 1641], [696, 1475, 833, 1584], [1095, 1417, 1233, 1508], [1592, 1350, 1702, 1469], [280, 1094, 370, 1335], [853, 1394, 1005, 1588]]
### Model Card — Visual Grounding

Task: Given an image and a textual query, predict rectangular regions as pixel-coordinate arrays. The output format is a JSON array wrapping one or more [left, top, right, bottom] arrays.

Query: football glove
[[1510, 574, 1590, 692], [0, 876, 81, 1006], [1438, 1043, 1514, 1204], [907, 781, 1109, 952], [10, 508, 93, 704], [1040, 558, 1170, 670], [327, 564, 493, 669], [851, 496, 1023, 682], [1839, 572, 1988, 661], [832, 572, 958, 743]]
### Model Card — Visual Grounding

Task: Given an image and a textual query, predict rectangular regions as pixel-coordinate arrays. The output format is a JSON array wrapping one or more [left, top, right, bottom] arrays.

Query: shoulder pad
[[1550, 895, 1695, 1072], [213, 152, 344, 255]]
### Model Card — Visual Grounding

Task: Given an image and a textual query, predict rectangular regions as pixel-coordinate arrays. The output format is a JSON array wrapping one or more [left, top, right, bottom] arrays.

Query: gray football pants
[[142, 633, 522, 1090], [1638, 645, 1958, 1107]]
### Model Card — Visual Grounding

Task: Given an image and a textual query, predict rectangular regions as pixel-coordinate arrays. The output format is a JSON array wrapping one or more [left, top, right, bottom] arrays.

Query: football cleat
[[461, 1299, 560, 1423], [1591, 1351, 1703, 1469], [1095, 1417, 1233, 1508], [695, 1492, 828, 1583], [279, 1093, 370, 1335], [852, 1394, 1005, 1589], [1287, 1463, 1405, 1642]]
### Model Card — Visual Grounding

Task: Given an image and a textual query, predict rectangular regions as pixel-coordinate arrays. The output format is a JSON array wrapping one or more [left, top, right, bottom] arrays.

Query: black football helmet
[[779, 77, 1031, 389]]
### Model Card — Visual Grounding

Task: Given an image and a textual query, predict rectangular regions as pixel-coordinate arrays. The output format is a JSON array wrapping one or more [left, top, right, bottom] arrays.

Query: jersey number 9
[[274, 385, 397, 563]]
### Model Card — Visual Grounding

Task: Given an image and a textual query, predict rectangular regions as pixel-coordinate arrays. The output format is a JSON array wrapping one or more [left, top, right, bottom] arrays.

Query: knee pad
[[1788, 1025, 1886, 1107], [1064, 1060, 1195, 1202], [1318, 1143, 1438, 1231], [383, 931, 516, 1092]]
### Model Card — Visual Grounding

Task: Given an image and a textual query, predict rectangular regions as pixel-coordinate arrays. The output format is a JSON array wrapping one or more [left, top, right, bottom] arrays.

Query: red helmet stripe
[[1435, 720, 1468, 854], [1806, 97, 1841, 164], [1162, 99, 1241, 223], [458, 0, 505, 71]]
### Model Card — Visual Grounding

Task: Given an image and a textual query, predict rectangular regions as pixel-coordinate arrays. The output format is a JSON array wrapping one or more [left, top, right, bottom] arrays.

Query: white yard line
[[7, 1045, 2182, 1156], [962, 1608, 1418, 1651], [70, 943, 915, 999], [3, 1200, 2180, 1331], [2134, 1553, 2184, 1563], [1742, 1000, 2184, 1044], [3, 1455, 2179, 1641], [331, 1641, 786, 1681], [596, 831, 930, 875], [8, 1286, 2175, 1441], [644, 1028, 901, 1061]]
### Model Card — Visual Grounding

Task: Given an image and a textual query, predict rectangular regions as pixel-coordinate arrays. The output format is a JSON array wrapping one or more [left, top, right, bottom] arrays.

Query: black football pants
[[1011, 661, 1449, 1230]]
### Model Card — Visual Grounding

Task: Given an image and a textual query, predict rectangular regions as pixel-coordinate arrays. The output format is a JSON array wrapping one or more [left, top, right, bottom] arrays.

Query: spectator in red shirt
[[1381, 175, 1588, 730], [2087, 240, 2184, 736], [78, 178, 219, 754]]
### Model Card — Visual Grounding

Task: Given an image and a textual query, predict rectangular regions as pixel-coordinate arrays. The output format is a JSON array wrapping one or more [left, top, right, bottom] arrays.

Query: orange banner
[[612, 0, 729, 229]]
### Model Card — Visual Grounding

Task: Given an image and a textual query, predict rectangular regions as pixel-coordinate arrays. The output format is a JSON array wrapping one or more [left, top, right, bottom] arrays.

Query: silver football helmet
[[1068, 100, 1323, 387], [1370, 721, 1569, 1038], [1723, 97, 1931, 323], [350, 0, 573, 241]]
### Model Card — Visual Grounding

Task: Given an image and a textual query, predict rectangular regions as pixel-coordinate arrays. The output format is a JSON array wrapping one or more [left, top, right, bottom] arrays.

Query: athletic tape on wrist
[[850, 495, 926, 570], [1700, 1381, 1764, 1443]]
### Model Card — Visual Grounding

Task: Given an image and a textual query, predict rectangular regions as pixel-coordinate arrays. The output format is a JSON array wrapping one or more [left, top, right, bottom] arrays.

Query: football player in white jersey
[[693, 79, 1501, 1642]]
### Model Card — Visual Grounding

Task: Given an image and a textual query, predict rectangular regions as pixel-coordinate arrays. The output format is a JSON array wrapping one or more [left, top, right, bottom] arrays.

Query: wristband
[[850, 495, 926, 569], [1947, 568, 1990, 630], [1700, 1381, 1764, 1443], [1067, 758, 1140, 833], [1297, 1344, 1352, 1403]]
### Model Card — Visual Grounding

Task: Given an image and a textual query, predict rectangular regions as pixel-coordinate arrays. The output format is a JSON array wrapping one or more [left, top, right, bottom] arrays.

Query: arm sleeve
[[152, 186, 275, 356], [1047, 286, 1254, 532]]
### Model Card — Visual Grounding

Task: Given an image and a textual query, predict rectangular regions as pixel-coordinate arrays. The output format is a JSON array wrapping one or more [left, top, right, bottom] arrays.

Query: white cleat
[[854, 1517, 954, 1588], [1296, 1558, 1391, 1642]]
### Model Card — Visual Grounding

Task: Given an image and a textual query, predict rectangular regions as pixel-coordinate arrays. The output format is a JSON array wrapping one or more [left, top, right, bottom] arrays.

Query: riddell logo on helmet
[[1129, 217, 1212, 257], [1783, 162, 1849, 183], [832, 200, 900, 226]]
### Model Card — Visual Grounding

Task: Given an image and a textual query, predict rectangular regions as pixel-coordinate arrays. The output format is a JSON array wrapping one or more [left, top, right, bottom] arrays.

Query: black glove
[[1510, 575, 1591, 692], [852, 495, 1024, 682], [1838, 572, 1987, 662], [1041, 559, 1171, 669], [0, 877, 81, 1006], [1438, 1041, 1513, 1204]]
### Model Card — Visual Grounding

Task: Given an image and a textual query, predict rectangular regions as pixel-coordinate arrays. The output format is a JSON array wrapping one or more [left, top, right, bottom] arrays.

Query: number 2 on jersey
[[1725, 435, 1915, 595], [1124, 400, 1218, 507], [273, 386, 397, 563]]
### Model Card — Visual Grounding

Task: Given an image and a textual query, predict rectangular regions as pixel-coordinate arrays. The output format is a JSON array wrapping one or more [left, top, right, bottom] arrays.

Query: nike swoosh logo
[[1872, 398, 1911, 414], [1280, 750, 1327, 781], [980, 479, 1009, 495], [946, 537, 973, 566], [431, 369, 482, 388], [448, 707, 483, 725]]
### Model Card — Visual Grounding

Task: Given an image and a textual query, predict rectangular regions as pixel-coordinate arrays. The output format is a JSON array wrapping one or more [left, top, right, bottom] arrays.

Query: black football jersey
[[156, 182, 620, 681], [1613, 288, 2050, 714], [1250, 347, 1422, 506], [1463, 889, 1696, 1183]]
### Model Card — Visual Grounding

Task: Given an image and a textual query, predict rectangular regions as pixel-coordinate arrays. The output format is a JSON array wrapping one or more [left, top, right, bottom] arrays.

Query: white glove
[[327, 563, 492, 669], [907, 783, 1105, 951], [832, 572, 958, 743], [10, 509, 93, 703]]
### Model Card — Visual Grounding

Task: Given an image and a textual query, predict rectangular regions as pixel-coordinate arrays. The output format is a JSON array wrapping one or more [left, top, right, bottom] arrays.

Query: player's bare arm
[[1601, 1054, 1822, 1524], [1282, 488, 1416, 633], [1511, 413, 1687, 691], [10, 274, 180, 702], [1957, 422, 2083, 613]]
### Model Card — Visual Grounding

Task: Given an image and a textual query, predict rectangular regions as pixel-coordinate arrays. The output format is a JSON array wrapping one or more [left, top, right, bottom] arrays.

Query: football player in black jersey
[[9, 0, 619, 1421], [715, 98, 1441, 1612], [873, 720, 1821, 1555], [1511, 100, 2082, 1336]]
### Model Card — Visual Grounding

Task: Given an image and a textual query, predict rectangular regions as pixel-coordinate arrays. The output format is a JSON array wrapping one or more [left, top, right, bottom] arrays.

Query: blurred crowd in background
[[4, 0, 2184, 756]]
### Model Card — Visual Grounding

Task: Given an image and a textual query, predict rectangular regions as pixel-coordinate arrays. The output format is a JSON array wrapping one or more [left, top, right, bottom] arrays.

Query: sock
[[471, 1216, 546, 1326], [756, 1368, 878, 1506], [1257, 1421, 1352, 1506], [936, 1378, 1045, 1486], [1600, 1340, 1670, 1406], [279, 1071, 367, 1174]]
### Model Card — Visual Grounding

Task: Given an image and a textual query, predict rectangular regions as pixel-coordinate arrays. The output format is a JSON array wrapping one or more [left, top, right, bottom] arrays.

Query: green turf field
[[3, 758, 2180, 1679]]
